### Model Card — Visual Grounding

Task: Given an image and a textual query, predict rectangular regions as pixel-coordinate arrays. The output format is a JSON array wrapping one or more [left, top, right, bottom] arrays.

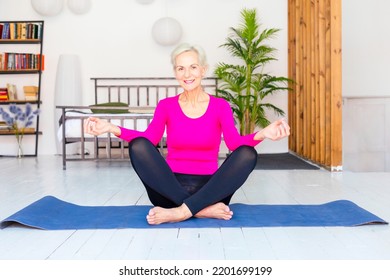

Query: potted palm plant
[[214, 8, 292, 135]]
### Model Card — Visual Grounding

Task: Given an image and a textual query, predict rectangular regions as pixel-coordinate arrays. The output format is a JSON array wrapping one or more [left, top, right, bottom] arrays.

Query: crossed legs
[[128, 137, 257, 224]]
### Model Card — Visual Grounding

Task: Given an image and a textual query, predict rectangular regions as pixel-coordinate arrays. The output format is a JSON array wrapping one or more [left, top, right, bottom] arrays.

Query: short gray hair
[[170, 43, 208, 69]]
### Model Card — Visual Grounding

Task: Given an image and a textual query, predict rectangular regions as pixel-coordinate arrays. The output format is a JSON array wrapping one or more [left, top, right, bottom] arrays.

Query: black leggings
[[128, 137, 257, 215]]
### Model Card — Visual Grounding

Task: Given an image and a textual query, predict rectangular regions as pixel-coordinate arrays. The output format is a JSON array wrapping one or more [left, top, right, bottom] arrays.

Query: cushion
[[127, 107, 155, 114], [89, 102, 129, 114]]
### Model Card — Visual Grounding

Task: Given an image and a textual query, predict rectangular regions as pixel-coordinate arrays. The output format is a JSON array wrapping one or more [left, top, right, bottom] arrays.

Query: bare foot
[[195, 202, 233, 220], [146, 204, 192, 225]]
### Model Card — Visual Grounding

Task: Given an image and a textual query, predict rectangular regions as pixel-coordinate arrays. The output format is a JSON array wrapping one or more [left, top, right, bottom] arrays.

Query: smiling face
[[174, 50, 207, 92]]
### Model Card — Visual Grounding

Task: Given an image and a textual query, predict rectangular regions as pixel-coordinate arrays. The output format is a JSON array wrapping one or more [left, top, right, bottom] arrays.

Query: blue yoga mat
[[0, 196, 387, 230]]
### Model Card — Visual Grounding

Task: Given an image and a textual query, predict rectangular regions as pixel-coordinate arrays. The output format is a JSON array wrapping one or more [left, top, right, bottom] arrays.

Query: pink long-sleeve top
[[118, 94, 262, 175]]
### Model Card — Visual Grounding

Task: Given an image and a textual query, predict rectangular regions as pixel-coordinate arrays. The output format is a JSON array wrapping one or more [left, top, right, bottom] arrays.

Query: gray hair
[[170, 43, 208, 69]]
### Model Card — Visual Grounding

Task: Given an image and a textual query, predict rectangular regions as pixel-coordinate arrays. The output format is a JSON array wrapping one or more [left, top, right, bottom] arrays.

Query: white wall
[[342, 0, 390, 171], [0, 0, 288, 156], [342, 0, 390, 98], [343, 97, 390, 171]]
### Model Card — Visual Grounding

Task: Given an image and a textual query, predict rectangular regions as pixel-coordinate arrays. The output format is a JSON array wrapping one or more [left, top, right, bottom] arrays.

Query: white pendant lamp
[[136, 0, 155, 4], [67, 0, 92, 15], [31, 0, 64, 16], [151, 17, 183, 46]]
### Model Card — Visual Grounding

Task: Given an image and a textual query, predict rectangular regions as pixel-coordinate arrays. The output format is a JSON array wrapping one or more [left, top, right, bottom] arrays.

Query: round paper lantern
[[136, 0, 155, 4], [67, 0, 92, 15], [31, 0, 64, 16], [151, 17, 183, 46]]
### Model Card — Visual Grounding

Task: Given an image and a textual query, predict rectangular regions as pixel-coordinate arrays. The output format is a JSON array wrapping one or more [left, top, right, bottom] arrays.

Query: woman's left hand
[[254, 119, 290, 141]]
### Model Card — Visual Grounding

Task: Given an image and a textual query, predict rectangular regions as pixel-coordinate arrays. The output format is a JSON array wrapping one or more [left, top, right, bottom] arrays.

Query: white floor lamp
[[54, 54, 83, 155]]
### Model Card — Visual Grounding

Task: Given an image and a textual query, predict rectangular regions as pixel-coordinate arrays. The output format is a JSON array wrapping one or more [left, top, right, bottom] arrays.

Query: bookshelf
[[0, 20, 44, 157]]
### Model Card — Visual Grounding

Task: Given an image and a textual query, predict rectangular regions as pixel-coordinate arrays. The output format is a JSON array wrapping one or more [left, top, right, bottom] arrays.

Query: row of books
[[0, 121, 11, 132], [0, 84, 17, 101], [0, 22, 42, 40], [0, 84, 38, 102], [0, 53, 45, 71], [0, 121, 35, 134]]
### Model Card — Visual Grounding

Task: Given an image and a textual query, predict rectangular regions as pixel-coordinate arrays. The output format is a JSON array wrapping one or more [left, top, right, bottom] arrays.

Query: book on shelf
[[38, 54, 44, 71], [0, 121, 11, 131], [23, 85, 38, 93], [1, 23, 10, 39], [0, 22, 42, 40], [23, 85, 38, 101], [7, 83, 17, 100], [0, 87, 8, 101], [21, 23, 27, 39]]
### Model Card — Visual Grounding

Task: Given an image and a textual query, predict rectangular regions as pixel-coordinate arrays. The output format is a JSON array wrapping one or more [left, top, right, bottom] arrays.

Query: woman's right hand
[[84, 117, 121, 136]]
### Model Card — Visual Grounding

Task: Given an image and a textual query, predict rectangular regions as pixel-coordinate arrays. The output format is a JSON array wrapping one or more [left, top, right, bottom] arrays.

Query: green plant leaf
[[214, 8, 294, 133]]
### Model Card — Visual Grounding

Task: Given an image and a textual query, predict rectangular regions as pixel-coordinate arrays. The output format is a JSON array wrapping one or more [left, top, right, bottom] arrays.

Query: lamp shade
[[67, 0, 92, 15], [31, 0, 64, 16], [151, 17, 183, 46], [54, 54, 83, 155], [54, 54, 82, 107]]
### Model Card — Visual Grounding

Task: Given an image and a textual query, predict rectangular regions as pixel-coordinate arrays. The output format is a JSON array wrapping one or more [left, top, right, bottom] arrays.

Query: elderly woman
[[84, 43, 290, 225]]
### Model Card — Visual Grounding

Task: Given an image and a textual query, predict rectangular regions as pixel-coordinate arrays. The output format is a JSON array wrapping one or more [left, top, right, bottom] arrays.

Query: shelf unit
[[0, 20, 44, 157]]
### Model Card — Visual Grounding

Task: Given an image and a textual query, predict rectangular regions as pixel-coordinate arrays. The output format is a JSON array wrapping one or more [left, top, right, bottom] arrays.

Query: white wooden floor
[[1, 155, 390, 260]]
